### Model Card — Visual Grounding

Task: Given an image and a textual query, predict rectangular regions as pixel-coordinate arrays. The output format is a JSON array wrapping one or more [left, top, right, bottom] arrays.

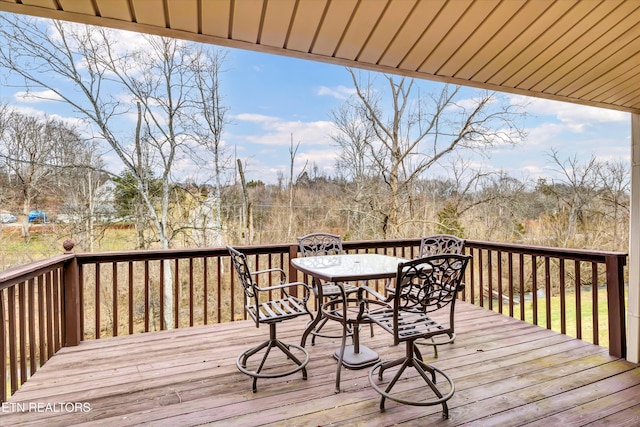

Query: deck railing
[[0, 238, 627, 402]]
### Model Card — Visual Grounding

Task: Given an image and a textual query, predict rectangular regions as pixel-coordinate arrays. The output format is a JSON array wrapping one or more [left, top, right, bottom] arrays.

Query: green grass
[[487, 288, 616, 347]]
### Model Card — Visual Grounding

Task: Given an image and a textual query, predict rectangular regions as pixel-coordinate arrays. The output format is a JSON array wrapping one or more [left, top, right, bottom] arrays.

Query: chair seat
[[247, 295, 309, 324], [367, 306, 451, 342], [320, 282, 359, 297]]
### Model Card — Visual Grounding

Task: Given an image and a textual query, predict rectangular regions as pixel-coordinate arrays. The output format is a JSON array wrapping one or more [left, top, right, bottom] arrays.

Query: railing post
[[62, 240, 81, 346], [605, 254, 627, 358], [289, 244, 299, 282]]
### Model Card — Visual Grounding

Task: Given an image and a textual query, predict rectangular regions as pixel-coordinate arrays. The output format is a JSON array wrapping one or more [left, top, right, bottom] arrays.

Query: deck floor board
[[2, 302, 639, 426]]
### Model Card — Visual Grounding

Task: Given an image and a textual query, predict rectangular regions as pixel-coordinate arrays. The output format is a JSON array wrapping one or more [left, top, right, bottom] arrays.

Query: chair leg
[[377, 357, 405, 380], [300, 299, 323, 348], [301, 298, 353, 348], [239, 339, 270, 367], [368, 341, 454, 418], [274, 339, 308, 380], [414, 345, 423, 362], [311, 316, 329, 346], [237, 323, 310, 393]]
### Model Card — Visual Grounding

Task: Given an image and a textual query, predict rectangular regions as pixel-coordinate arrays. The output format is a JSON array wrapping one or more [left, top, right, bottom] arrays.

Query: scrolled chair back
[[418, 234, 465, 258], [298, 232, 344, 256], [395, 254, 470, 314], [227, 245, 257, 300]]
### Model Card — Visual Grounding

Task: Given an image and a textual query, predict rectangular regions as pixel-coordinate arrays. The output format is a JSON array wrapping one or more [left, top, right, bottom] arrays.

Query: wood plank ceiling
[[1, 0, 639, 114]]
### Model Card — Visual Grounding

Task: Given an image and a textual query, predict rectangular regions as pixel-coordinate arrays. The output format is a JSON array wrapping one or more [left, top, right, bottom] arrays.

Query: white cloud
[[14, 90, 63, 103], [511, 95, 629, 131], [297, 148, 339, 165], [229, 114, 340, 183], [316, 85, 356, 100], [525, 122, 567, 145], [235, 113, 279, 123], [235, 113, 335, 147]]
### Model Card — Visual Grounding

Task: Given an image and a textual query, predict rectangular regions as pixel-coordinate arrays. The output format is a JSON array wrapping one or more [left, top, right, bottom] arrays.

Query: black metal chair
[[362, 254, 471, 417], [385, 234, 466, 356], [227, 245, 313, 393], [418, 234, 465, 257], [297, 233, 360, 346], [416, 234, 465, 355]]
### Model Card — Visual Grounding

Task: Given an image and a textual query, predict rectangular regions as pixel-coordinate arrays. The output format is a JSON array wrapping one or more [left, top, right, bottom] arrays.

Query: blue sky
[[223, 47, 631, 184], [1, 21, 632, 186]]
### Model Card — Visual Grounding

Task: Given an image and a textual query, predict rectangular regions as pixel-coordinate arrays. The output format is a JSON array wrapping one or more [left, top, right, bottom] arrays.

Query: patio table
[[291, 253, 407, 375]]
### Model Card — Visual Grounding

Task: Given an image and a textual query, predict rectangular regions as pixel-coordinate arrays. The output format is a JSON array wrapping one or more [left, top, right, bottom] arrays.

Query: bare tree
[[287, 134, 307, 239], [332, 69, 526, 238], [190, 47, 230, 246], [237, 159, 253, 244], [332, 100, 379, 239], [544, 149, 600, 247], [596, 160, 630, 250], [0, 111, 81, 239], [0, 15, 229, 328]]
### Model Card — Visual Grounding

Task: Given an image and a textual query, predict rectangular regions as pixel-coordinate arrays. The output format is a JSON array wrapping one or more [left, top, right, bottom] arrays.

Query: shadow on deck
[[2, 302, 639, 426]]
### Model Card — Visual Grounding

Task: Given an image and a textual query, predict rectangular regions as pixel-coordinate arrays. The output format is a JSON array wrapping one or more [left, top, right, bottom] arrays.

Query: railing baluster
[[469, 247, 475, 304], [592, 262, 599, 345], [189, 258, 195, 327], [229, 256, 235, 322], [174, 259, 179, 329], [28, 278, 36, 375], [8, 286, 17, 394], [53, 270, 61, 351], [38, 276, 45, 363], [112, 262, 118, 337], [497, 250, 503, 314], [79, 263, 84, 339], [18, 282, 27, 389], [203, 257, 209, 324], [95, 264, 101, 339], [519, 253, 525, 321], [159, 260, 165, 330], [46, 272, 54, 358], [575, 260, 582, 340], [545, 257, 551, 330], [128, 262, 134, 335], [532, 255, 538, 326], [488, 250, 493, 311], [217, 256, 222, 324], [1, 289, 6, 403], [478, 249, 484, 308], [508, 252, 514, 318], [559, 259, 566, 335], [144, 261, 150, 333]]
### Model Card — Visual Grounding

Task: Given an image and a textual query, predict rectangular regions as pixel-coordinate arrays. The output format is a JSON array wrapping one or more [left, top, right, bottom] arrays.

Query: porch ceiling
[[1, 0, 639, 114]]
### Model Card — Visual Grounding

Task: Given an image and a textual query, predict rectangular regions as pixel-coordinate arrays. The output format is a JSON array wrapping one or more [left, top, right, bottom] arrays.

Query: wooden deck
[[2, 302, 640, 426]]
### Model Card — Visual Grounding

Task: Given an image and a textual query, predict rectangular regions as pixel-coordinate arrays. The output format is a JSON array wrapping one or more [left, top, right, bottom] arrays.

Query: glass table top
[[291, 253, 407, 282]]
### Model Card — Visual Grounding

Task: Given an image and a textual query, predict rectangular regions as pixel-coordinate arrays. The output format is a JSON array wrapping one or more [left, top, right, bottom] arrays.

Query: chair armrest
[[354, 285, 390, 320], [251, 267, 287, 283], [357, 285, 387, 302], [254, 281, 312, 303]]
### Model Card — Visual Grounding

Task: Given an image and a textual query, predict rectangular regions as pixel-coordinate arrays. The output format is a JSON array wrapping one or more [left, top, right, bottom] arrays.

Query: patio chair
[[227, 245, 313, 393], [416, 234, 465, 356], [297, 233, 361, 346], [362, 254, 471, 417], [385, 234, 466, 356], [418, 234, 465, 257], [385, 235, 465, 297]]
